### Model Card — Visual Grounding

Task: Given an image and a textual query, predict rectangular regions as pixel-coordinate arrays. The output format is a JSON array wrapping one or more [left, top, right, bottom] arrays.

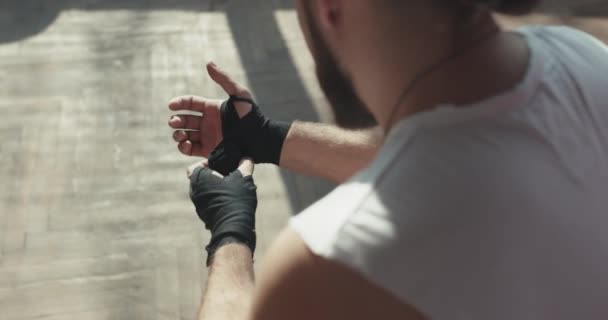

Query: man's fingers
[[173, 130, 201, 143], [187, 160, 223, 179], [187, 161, 205, 179], [168, 95, 220, 112], [178, 140, 193, 156], [169, 115, 201, 130], [173, 130, 187, 142], [178, 140, 206, 157], [237, 158, 255, 177], [206, 62, 251, 97]]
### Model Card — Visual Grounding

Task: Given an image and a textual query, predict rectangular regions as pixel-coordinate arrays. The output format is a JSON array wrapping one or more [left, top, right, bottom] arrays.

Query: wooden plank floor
[[2, 1, 608, 319]]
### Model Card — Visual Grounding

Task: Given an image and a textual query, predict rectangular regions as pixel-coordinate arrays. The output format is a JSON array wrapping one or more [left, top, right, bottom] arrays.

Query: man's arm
[[169, 63, 381, 183], [249, 228, 427, 320], [187, 158, 258, 320], [197, 227, 426, 320], [198, 243, 254, 320], [280, 122, 381, 183]]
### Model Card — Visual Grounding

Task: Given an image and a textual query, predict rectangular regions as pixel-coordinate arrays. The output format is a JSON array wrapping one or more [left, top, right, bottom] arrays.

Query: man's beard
[[301, 3, 377, 129]]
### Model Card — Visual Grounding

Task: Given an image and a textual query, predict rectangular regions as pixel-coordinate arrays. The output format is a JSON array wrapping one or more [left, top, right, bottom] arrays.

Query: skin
[[171, 1, 531, 319], [169, 62, 380, 183], [168, 62, 254, 159], [186, 160, 256, 320]]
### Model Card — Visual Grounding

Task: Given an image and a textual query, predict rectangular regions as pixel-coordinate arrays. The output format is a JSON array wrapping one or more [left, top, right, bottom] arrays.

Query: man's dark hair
[[470, 0, 541, 15], [387, 0, 540, 16]]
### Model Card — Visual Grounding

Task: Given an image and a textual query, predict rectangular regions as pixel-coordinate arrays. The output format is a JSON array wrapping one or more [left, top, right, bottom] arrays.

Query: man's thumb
[[237, 158, 255, 177], [206, 62, 250, 97]]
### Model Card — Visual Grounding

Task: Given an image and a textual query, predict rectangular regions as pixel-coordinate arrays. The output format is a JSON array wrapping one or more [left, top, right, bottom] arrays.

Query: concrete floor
[[1, 1, 608, 319]]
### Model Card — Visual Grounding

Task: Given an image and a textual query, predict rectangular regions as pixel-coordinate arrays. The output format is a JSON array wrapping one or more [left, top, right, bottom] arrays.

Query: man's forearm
[[198, 243, 255, 320], [280, 122, 381, 183]]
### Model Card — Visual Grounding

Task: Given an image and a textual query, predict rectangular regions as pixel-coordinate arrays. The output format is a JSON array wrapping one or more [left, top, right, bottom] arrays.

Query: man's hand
[[190, 158, 257, 320], [169, 62, 255, 157], [188, 157, 257, 264], [170, 62, 292, 175]]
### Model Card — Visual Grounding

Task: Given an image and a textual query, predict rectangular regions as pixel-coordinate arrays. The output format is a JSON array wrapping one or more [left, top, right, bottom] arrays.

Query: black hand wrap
[[208, 140, 243, 178], [189, 166, 257, 265], [208, 95, 292, 175]]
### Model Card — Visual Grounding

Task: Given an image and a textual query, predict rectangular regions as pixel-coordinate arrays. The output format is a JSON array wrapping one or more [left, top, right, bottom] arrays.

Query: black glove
[[189, 165, 257, 265], [208, 95, 292, 175]]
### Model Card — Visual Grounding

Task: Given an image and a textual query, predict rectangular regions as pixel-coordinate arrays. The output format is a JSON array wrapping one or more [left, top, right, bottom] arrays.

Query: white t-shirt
[[290, 26, 608, 320]]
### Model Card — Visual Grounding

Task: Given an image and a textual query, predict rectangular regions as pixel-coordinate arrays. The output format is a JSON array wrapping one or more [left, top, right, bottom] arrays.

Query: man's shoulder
[[290, 116, 553, 239], [288, 123, 493, 249], [288, 169, 378, 256], [250, 228, 427, 320], [287, 115, 572, 317]]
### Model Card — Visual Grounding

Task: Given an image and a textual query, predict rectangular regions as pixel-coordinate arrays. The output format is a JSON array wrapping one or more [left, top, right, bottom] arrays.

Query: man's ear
[[316, 0, 342, 32]]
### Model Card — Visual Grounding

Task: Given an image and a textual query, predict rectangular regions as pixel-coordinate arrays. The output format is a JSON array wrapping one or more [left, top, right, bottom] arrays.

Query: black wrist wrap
[[189, 166, 257, 265], [208, 95, 292, 175]]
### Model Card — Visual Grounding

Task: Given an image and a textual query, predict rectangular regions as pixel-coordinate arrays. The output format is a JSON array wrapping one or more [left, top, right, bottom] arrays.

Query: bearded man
[[168, 1, 608, 319]]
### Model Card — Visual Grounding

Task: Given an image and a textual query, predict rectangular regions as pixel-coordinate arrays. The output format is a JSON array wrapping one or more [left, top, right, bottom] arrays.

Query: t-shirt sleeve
[[290, 129, 493, 318], [289, 125, 566, 320], [288, 175, 376, 259]]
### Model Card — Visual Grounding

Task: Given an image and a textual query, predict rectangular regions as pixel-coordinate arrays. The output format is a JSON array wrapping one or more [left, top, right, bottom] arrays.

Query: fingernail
[[209, 61, 217, 68]]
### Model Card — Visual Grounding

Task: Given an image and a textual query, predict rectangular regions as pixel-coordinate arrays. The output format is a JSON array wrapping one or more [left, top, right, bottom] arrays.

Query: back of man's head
[[402, 0, 541, 16], [471, 0, 540, 15], [296, 0, 541, 129]]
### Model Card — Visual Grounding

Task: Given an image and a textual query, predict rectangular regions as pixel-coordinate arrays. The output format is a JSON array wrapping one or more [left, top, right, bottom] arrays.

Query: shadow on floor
[[0, 0, 298, 44], [2, 0, 608, 44], [4, 0, 607, 211], [0, 0, 335, 213]]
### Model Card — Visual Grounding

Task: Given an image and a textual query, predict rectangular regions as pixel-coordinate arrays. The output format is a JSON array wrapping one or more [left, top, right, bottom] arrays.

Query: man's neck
[[401, 31, 530, 123], [351, 15, 529, 133]]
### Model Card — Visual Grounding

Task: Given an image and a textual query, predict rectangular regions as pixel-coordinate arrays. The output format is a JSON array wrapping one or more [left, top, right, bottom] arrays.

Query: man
[[168, 1, 608, 319]]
